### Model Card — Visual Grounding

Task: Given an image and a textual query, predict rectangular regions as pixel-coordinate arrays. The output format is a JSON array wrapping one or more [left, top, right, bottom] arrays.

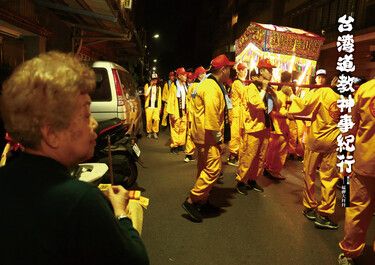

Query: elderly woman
[[0, 52, 149, 265]]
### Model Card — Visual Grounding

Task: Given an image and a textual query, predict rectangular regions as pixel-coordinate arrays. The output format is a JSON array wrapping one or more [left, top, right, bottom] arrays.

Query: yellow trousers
[[236, 130, 269, 183], [145, 108, 160, 133], [296, 120, 307, 153], [303, 148, 339, 216], [228, 115, 240, 157], [265, 133, 288, 174], [161, 103, 168, 127], [169, 114, 187, 148], [190, 144, 222, 203], [339, 172, 375, 258], [185, 121, 196, 156], [288, 120, 304, 157]]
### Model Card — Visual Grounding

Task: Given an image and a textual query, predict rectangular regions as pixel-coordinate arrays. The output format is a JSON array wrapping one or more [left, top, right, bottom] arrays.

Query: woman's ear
[[40, 125, 60, 149]]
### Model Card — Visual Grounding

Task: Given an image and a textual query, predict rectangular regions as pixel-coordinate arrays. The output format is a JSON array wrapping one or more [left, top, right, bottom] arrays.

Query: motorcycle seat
[[96, 118, 123, 136]]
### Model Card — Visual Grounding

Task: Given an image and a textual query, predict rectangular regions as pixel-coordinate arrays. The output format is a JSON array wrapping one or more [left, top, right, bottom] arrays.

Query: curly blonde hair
[[0, 51, 95, 148]]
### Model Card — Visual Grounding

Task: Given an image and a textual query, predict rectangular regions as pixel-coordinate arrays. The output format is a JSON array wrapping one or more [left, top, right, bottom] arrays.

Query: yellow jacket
[[166, 81, 187, 117], [270, 89, 289, 135], [230, 79, 245, 118], [144, 84, 161, 109], [288, 87, 340, 153], [352, 79, 375, 177], [190, 77, 225, 145], [296, 87, 313, 127], [240, 83, 266, 133], [162, 82, 170, 103], [186, 82, 198, 122]]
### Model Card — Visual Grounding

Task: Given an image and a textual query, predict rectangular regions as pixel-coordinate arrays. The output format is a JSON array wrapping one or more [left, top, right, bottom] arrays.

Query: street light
[[153, 33, 160, 39], [153, 59, 157, 63], [152, 66, 156, 71]]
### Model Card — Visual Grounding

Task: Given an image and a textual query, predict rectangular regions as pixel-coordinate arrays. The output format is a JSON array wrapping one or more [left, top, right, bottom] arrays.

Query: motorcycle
[[72, 118, 141, 188]]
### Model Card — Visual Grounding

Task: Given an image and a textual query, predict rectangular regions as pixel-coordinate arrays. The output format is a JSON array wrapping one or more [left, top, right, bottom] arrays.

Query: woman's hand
[[103, 185, 130, 217]]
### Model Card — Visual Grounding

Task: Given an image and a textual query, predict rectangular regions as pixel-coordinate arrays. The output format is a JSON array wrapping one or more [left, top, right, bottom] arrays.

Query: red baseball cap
[[236, 62, 247, 71], [225, 78, 234, 86], [210, 54, 235, 69], [194, 66, 206, 76], [257, 58, 276, 69], [176, 67, 188, 76], [187, 72, 195, 80]]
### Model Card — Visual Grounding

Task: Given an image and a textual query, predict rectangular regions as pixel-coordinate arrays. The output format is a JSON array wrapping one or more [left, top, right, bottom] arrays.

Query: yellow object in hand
[[98, 184, 149, 209]]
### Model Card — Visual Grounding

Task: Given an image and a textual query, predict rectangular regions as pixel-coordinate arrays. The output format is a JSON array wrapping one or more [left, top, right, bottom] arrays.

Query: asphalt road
[[136, 130, 375, 265]]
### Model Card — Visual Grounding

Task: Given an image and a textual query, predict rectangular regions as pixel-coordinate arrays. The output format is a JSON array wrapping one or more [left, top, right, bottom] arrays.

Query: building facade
[[0, 0, 146, 83]]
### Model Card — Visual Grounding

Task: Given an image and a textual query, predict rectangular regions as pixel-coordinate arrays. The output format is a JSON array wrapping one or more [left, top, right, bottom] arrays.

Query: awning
[[0, 8, 50, 37], [35, 0, 143, 58]]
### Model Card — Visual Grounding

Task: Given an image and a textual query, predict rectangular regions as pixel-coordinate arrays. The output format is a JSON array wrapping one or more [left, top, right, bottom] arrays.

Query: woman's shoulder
[[54, 178, 101, 198], [49, 179, 110, 214]]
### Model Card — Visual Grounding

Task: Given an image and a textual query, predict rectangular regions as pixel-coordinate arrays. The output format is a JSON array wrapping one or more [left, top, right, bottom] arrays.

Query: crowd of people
[[143, 54, 374, 265], [0, 50, 373, 264]]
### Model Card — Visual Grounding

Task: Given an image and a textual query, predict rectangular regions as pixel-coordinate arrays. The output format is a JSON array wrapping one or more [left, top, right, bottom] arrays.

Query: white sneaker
[[338, 254, 355, 265], [147, 133, 152, 139], [184, 155, 194, 163], [153, 133, 158, 139]]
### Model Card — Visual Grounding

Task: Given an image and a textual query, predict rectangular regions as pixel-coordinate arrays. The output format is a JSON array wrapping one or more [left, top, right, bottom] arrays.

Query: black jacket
[[0, 153, 149, 265]]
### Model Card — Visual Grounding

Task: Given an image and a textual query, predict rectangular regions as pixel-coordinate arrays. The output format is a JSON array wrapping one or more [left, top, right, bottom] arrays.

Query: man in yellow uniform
[[182, 54, 234, 222], [144, 73, 162, 139], [287, 73, 341, 229], [161, 71, 175, 127], [264, 71, 292, 180], [338, 79, 375, 264], [294, 85, 309, 156], [235, 59, 277, 195], [167, 67, 188, 154], [283, 76, 302, 160], [228, 62, 247, 167], [295, 69, 328, 158], [184, 67, 207, 163]]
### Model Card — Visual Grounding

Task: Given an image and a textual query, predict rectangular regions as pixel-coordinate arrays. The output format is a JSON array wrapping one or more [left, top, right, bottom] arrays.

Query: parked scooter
[[84, 118, 141, 188]]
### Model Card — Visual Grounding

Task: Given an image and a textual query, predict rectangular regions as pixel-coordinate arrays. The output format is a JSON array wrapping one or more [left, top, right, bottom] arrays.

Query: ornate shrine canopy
[[235, 22, 325, 84], [236, 22, 325, 60]]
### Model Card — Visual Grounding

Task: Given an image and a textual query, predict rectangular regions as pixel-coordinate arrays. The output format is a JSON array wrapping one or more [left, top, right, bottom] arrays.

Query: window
[[117, 70, 137, 97], [91, 68, 112, 101]]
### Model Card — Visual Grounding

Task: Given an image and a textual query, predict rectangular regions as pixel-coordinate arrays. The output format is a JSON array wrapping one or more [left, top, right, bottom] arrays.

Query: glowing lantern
[[235, 22, 325, 84]]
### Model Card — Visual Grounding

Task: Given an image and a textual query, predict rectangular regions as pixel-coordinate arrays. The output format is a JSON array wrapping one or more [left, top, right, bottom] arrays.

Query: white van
[[90, 61, 142, 136]]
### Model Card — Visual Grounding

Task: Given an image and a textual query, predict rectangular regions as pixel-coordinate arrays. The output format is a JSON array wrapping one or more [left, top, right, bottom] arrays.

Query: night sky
[[144, 0, 214, 78]]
